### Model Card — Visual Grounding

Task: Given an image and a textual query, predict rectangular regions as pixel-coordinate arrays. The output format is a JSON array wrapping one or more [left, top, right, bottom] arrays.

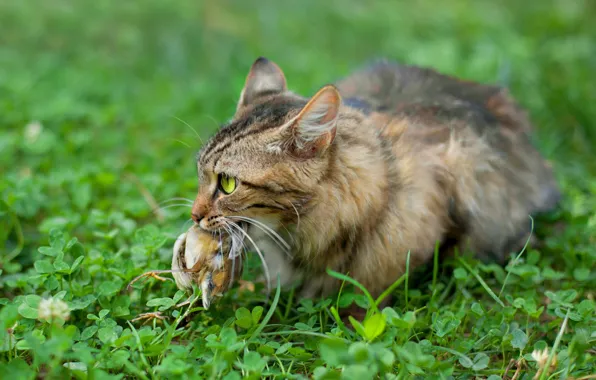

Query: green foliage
[[1, 0, 595, 378]]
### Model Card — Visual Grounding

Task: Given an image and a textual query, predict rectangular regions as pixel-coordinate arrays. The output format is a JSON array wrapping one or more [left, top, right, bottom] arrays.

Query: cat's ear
[[286, 85, 341, 158], [237, 57, 287, 110]]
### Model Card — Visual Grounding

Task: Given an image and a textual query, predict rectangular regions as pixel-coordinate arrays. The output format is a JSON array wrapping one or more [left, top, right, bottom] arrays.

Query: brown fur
[[189, 57, 560, 300]]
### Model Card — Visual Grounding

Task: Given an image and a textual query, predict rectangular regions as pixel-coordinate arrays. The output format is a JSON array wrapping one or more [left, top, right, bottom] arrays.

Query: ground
[[0, 0, 595, 379]]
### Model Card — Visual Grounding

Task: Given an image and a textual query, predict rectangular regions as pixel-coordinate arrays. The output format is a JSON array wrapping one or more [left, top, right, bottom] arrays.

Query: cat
[[178, 56, 560, 307]]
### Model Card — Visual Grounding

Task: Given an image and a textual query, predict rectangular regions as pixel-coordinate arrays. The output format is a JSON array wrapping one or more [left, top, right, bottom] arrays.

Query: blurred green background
[[1, 0, 595, 376]]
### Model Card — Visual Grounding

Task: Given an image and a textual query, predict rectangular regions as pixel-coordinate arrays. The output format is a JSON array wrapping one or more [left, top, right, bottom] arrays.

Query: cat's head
[[191, 57, 342, 232]]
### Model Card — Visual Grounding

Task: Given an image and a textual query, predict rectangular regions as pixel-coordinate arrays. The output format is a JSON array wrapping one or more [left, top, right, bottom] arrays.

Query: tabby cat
[[177, 57, 560, 306]]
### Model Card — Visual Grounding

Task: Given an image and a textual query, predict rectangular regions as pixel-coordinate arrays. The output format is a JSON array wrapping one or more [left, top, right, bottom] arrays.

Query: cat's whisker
[[220, 223, 244, 285], [288, 201, 301, 232], [202, 114, 223, 130], [279, 224, 296, 246], [159, 197, 194, 205], [221, 222, 249, 287], [227, 233, 237, 285], [217, 232, 225, 271], [156, 203, 193, 210], [229, 216, 292, 256], [154, 204, 193, 213], [230, 216, 290, 249], [221, 222, 244, 259], [178, 218, 194, 235], [226, 220, 271, 296], [167, 138, 192, 149], [231, 255, 237, 285], [235, 220, 291, 259], [171, 115, 204, 145]]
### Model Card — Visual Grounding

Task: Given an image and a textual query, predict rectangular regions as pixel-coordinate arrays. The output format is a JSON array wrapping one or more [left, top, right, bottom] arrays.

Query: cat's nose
[[191, 212, 203, 225], [192, 195, 209, 226]]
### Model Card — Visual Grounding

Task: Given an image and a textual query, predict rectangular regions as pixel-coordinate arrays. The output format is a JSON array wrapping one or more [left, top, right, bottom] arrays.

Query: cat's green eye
[[218, 173, 237, 194]]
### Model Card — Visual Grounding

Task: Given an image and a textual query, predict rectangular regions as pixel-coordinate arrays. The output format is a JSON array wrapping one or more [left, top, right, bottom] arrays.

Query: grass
[[1, 0, 595, 378]]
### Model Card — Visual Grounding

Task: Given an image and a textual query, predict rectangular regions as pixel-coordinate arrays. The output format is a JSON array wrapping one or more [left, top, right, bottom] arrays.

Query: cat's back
[[335, 60, 532, 136]]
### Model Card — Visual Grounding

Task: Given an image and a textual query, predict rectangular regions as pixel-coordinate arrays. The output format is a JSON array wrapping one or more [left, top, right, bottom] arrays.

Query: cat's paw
[[171, 225, 244, 309]]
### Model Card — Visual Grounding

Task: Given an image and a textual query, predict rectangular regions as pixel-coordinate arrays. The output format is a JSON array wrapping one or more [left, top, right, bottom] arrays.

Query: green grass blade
[[499, 216, 534, 298], [538, 308, 570, 380], [457, 258, 505, 308], [326, 268, 377, 313], [249, 275, 282, 341]]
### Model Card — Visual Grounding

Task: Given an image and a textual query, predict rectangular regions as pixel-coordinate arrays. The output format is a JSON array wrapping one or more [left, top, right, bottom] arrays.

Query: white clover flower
[[37, 297, 70, 322], [531, 347, 558, 380], [24, 121, 43, 144], [63, 362, 87, 372]]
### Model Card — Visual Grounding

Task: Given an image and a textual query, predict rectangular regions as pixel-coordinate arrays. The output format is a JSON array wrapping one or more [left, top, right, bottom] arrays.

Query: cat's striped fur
[[189, 57, 560, 299]]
